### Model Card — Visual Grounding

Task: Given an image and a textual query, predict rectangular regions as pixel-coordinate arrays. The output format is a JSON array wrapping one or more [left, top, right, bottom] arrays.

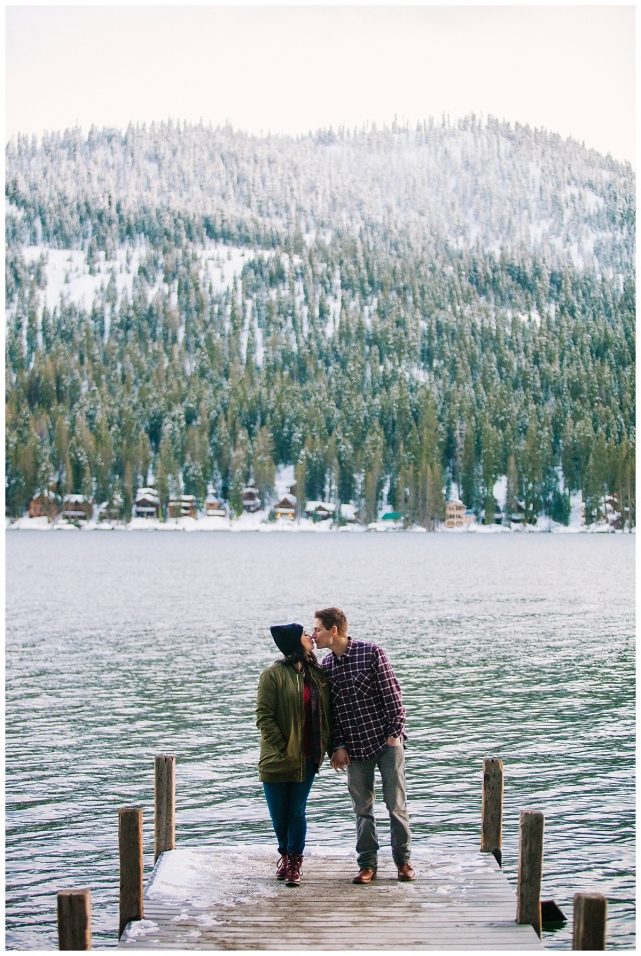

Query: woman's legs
[[262, 761, 316, 855], [262, 781, 290, 854], [284, 760, 316, 855]]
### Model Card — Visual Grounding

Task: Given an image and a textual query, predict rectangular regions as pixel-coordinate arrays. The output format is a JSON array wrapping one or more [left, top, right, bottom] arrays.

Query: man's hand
[[330, 747, 351, 771], [386, 736, 401, 746]]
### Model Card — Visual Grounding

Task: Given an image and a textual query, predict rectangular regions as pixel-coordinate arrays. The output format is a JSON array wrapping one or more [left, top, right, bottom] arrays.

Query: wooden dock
[[118, 845, 544, 950]]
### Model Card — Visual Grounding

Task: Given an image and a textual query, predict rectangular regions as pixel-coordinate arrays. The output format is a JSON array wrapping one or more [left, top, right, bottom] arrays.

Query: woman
[[256, 623, 331, 887]]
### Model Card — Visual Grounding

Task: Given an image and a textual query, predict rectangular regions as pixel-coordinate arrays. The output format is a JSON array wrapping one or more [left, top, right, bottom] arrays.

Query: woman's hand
[[386, 736, 401, 746], [330, 747, 351, 771]]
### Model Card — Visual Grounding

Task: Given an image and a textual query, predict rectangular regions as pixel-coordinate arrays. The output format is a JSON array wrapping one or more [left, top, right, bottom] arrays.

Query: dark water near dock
[[6, 533, 635, 949]]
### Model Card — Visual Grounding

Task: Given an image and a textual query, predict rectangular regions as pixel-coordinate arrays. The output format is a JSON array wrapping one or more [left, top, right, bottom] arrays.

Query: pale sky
[[5, 4, 636, 164]]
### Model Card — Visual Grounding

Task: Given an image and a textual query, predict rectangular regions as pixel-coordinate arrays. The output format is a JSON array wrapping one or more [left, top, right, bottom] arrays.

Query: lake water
[[5, 532, 635, 950]]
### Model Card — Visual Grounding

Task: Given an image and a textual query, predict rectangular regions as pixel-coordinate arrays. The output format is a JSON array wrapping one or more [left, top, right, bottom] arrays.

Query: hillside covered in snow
[[5, 117, 636, 528]]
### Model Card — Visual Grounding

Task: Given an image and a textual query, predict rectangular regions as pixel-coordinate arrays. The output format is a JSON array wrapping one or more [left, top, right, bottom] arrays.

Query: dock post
[[57, 888, 91, 950], [516, 810, 544, 937], [481, 757, 503, 866], [573, 893, 607, 950], [154, 755, 176, 861], [119, 806, 144, 939]]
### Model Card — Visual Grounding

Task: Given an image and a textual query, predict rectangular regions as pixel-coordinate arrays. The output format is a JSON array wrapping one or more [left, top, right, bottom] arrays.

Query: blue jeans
[[262, 759, 316, 856], [346, 743, 411, 870]]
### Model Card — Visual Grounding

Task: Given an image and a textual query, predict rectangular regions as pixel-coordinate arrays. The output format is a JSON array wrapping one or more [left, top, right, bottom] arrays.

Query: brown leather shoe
[[397, 863, 416, 881], [352, 867, 377, 884], [276, 853, 288, 880]]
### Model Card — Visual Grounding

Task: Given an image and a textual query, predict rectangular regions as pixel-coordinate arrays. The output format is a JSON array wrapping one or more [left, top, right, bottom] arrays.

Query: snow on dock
[[118, 845, 543, 950]]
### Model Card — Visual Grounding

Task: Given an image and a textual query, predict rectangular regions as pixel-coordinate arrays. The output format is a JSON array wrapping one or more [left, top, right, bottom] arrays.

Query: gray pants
[[346, 743, 411, 870]]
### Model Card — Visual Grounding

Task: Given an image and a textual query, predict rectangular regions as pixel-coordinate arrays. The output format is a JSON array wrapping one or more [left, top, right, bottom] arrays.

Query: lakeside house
[[274, 493, 296, 520], [62, 494, 94, 522], [135, 488, 160, 519], [242, 481, 261, 513], [304, 501, 335, 521], [445, 499, 475, 529], [381, 511, 404, 528], [205, 494, 226, 517], [169, 495, 197, 519], [28, 491, 61, 520]]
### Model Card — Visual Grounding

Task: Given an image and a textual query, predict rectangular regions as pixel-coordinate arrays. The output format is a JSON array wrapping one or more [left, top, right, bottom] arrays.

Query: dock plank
[[119, 846, 543, 950]]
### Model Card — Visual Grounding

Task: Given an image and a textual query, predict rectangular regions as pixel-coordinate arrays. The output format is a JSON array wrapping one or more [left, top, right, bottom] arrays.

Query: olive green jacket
[[256, 662, 331, 782]]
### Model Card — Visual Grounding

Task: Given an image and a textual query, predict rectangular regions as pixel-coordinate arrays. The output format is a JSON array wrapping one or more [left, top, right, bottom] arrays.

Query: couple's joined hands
[[330, 737, 401, 772], [330, 748, 350, 771]]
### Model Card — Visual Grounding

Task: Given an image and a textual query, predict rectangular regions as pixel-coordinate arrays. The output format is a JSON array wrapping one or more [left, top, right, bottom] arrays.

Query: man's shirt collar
[[333, 636, 353, 661]]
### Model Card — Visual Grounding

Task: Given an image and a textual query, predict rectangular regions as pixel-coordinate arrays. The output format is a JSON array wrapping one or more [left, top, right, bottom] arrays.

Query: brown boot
[[352, 867, 377, 884], [397, 863, 416, 882], [285, 853, 303, 886], [276, 851, 288, 880]]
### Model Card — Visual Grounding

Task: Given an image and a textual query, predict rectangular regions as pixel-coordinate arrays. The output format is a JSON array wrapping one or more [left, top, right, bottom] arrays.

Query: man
[[313, 606, 415, 884]]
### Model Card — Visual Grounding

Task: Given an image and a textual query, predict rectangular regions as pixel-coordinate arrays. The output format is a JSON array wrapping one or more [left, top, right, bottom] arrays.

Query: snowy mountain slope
[[5, 117, 635, 531], [6, 116, 634, 278]]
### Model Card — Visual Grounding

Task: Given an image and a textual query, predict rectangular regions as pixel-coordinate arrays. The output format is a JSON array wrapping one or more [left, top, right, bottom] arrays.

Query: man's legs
[[377, 744, 412, 867], [346, 756, 379, 870]]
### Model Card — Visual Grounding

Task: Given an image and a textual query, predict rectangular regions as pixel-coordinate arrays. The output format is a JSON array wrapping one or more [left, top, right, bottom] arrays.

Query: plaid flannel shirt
[[320, 638, 406, 761]]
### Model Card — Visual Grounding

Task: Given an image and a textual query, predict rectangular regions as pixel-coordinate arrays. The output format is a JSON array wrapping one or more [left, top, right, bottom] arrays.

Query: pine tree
[[521, 417, 542, 524], [505, 454, 520, 523], [426, 462, 445, 528], [253, 426, 276, 509], [123, 460, 134, 522], [363, 421, 384, 524], [156, 429, 179, 519], [481, 417, 499, 524], [461, 422, 476, 510]]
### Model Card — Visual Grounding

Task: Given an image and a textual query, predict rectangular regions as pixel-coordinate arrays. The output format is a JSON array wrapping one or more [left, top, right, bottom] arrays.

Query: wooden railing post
[[573, 893, 607, 950], [57, 888, 91, 950], [516, 810, 544, 937], [119, 807, 144, 938], [155, 755, 176, 861], [481, 757, 503, 866]]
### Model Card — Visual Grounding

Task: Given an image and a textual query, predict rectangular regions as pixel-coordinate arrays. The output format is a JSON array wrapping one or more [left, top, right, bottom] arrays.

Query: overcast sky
[[5, 4, 636, 164]]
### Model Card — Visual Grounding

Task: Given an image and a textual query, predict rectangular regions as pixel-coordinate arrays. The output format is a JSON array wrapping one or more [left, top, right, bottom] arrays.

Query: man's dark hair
[[315, 606, 348, 636]]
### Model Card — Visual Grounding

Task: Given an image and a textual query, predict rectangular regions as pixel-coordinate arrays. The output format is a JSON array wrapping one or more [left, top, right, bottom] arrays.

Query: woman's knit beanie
[[270, 623, 304, 656]]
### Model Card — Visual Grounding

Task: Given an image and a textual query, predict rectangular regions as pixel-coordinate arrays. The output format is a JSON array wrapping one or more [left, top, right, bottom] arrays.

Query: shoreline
[[6, 516, 628, 534]]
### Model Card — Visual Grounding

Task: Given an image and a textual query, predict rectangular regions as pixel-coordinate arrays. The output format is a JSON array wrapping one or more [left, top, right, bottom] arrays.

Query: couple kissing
[[256, 606, 414, 888]]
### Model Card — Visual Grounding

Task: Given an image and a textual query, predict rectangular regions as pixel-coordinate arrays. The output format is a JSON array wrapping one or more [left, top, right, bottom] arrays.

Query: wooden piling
[[516, 810, 544, 938], [573, 892, 607, 950], [481, 757, 503, 866], [57, 888, 91, 950], [154, 755, 176, 861], [119, 807, 144, 939]]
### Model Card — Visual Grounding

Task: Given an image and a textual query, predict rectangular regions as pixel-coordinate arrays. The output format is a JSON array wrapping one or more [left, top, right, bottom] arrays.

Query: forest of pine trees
[[5, 119, 636, 527]]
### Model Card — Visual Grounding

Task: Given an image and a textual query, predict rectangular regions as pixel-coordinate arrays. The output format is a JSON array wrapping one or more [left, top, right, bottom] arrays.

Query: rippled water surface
[[6, 532, 635, 949]]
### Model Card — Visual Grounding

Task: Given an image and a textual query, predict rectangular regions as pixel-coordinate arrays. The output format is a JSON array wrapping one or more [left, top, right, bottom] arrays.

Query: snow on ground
[[21, 243, 155, 314], [16, 240, 252, 322], [146, 843, 503, 916], [274, 464, 295, 499], [148, 847, 279, 910], [7, 513, 628, 533], [200, 242, 250, 295], [492, 476, 507, 511], [8, 516, 52, 531], [123, 920, 159, 939]]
